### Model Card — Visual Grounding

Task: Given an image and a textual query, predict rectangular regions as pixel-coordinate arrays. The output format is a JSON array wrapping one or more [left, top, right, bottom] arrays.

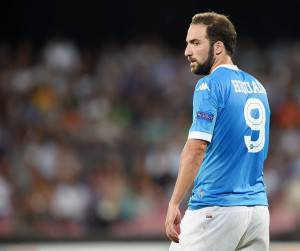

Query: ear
[[213, 41, 224, 55]]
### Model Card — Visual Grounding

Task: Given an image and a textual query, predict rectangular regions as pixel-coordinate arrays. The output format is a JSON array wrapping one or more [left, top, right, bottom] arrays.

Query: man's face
[[184, 24, 215, 75]]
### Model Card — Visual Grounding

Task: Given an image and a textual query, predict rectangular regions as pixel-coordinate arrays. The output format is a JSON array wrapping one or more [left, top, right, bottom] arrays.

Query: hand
[[165, 204, 181, 243]]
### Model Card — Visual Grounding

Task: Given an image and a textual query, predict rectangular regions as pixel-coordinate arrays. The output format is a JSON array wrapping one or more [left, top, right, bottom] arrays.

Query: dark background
[[1, 1, 299, 49]]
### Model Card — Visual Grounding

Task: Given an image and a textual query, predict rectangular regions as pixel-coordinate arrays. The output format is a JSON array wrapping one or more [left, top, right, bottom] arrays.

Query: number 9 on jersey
[[243, 98, 266, 153]]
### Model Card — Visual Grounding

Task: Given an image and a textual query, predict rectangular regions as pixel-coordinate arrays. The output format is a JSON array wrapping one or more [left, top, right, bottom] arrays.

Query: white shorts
[[169, 206, 269, 251]]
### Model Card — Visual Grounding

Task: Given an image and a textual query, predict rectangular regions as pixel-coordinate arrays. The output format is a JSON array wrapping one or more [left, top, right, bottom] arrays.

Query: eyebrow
[[186, 39, 200, 44]]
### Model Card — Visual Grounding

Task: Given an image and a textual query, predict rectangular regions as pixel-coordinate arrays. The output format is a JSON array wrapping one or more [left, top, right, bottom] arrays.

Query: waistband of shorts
[[188, 204, 268, 211]]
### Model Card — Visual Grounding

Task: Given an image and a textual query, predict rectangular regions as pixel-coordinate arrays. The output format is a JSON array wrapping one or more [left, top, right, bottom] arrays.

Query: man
[[165, 12, 270, 251]]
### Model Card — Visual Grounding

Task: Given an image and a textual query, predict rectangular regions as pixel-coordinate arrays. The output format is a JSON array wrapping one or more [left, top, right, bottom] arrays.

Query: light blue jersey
[[188, 64, 270, 209]]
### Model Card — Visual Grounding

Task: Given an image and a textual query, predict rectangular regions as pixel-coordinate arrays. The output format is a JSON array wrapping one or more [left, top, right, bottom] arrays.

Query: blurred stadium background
[[0, 1, 299, 250]]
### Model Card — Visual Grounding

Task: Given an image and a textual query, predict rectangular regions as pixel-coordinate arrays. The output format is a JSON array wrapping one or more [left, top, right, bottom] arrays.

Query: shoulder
[[238, 69, 267, 92], [195, 75, 212, 92], [210, 66, 237, 80]]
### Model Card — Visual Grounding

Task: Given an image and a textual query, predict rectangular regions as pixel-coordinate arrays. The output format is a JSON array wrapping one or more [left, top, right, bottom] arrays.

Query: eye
[[193, 41, 200, 46]]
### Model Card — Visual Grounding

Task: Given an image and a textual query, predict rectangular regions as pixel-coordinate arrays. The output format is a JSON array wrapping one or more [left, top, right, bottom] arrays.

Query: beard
[[192, 44, 215, 75]]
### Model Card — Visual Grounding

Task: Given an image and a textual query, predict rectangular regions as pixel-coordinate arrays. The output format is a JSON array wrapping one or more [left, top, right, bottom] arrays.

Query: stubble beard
[[192, 44, 215, 76]]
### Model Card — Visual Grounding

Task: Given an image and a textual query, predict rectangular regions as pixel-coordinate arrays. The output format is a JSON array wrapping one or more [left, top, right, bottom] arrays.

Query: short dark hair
[[191, 12, 237, 56]]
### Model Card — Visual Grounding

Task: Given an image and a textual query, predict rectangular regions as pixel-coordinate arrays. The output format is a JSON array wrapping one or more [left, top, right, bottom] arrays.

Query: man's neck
[[210, 55, 233, 73]]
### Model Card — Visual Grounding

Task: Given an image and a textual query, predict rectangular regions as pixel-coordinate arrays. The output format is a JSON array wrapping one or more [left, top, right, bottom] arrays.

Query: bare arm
[[170, 139, 207, 206], [165, 138, 207, 242]]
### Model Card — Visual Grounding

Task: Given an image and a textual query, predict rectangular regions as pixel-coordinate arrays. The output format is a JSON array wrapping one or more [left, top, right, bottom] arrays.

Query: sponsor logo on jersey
[[196, 82, 210, 91], [196, 111, 214, 122]]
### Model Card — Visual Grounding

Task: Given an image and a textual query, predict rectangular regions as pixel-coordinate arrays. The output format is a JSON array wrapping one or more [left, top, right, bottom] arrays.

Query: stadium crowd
[[0, 39, 299, 239]]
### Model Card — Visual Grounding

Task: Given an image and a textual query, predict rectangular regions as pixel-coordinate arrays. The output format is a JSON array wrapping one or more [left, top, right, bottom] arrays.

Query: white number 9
[[244, 98, 266, 153]]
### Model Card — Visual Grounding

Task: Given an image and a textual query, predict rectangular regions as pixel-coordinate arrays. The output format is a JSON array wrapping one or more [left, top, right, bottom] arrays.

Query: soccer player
[[165, 12, 270, 251]]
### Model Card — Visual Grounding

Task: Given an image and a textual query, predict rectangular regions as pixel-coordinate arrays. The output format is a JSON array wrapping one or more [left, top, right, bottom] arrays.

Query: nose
[[184, 44, 192, 57]]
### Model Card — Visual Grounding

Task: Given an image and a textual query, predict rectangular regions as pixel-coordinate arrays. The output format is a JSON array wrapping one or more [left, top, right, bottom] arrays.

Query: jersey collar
[[211, 64, 239, 73]]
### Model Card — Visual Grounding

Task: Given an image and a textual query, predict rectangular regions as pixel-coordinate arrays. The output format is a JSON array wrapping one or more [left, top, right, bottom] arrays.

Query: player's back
[[189, 65, 270, 209]]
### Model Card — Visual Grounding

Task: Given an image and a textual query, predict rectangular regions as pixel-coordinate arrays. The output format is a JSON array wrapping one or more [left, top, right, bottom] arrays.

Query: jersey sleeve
[[188, 78, 219, 142]]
